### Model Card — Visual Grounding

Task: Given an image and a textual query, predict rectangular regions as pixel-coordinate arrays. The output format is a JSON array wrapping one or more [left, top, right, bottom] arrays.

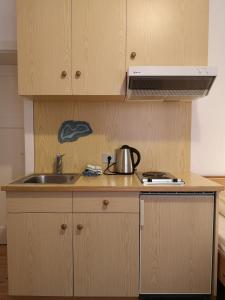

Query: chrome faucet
[[55, 153, 65, 174]]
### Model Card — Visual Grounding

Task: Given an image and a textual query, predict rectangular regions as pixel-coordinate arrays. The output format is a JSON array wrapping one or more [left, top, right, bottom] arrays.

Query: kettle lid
[[120, 145, 130, 149]]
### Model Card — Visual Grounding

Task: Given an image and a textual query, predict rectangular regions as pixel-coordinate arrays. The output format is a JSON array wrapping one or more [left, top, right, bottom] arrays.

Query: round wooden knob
[[61, 70, 67, 78], [103, 199, 109, 206], [77, 224, 83, 230], [130, 52, 136, 59], [75, 70, 81, 77], [61, 224, 67, 230]]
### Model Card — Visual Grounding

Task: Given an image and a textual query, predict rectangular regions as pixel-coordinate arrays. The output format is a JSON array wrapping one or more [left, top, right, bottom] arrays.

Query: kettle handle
[[130, 147, 141, 169]]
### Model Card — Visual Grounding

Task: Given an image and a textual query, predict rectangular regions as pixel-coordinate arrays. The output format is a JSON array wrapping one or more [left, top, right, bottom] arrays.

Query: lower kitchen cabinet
[[6, 191, 215, 296], [140, 193, 214, 294], [7, 213, 73, 296], [73, 191, 139, 297], [6, 191, 139, 297], [73, 213, 139, 296]]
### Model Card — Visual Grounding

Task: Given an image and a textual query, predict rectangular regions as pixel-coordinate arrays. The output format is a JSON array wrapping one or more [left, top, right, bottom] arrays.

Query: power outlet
[[102, 153, 115, 164]]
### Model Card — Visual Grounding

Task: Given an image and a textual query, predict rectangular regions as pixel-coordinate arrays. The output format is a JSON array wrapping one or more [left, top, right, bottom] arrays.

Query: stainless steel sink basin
[[12, 174, 80, 184]]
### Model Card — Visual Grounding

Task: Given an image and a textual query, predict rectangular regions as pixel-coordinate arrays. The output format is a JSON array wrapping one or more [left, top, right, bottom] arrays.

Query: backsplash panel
[[34, 99, 191, 173]]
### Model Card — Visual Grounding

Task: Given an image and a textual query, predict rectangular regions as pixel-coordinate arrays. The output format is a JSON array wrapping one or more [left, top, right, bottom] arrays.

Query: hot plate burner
[[136, 171, 184, 185], [142, 171, 169, 178]]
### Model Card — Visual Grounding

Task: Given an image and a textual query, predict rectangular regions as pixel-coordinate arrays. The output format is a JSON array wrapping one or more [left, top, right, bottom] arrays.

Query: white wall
[[24, 98, 34, 174], [191, 0, 225, 176], [0, 0, 16, 50], [0, 65, 24, 243]]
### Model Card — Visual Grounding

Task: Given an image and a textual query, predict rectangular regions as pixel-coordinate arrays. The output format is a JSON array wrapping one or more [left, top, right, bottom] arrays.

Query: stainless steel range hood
[[126, 66, 217, 101]]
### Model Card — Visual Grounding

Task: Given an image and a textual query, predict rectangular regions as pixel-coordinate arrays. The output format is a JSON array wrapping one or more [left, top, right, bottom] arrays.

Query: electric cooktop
[[136, 171, 184, 185]]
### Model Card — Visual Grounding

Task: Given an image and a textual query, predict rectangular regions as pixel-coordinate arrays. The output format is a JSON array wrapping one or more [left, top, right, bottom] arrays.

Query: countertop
[[1, 172, 224, 192], [206, 176, 225, 187]]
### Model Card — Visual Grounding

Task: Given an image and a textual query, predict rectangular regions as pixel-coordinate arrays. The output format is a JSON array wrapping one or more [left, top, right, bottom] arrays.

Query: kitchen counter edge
[[1, 173, 224, 193]]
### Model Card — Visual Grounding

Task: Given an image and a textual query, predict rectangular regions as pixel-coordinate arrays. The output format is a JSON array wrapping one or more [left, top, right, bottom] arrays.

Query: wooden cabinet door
[[72, 0, 126, 96], [127, 0, 208, 67], [74, 213, 139, 296], [7, 213, 73, 296], [17, 0, 72, 95], [140, 194, 214, 294]]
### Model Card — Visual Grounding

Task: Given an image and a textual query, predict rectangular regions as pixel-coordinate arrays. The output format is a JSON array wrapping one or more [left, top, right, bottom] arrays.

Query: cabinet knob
[[61, 70, 67, 78], [77, 224, 83, 230], [130, 52, 136, 59], [103, 199, 109, 206], [75, 70, 81, 77], [61, 224, 67, 230]]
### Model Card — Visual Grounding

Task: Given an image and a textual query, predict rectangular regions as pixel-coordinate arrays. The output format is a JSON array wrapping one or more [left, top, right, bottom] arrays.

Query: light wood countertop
[[1, 173, 223, 192], [206, 176, 225, 187]]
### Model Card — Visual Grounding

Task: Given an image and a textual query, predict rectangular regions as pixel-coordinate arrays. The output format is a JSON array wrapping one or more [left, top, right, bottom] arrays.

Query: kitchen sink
[[12, 174, 80, 184]]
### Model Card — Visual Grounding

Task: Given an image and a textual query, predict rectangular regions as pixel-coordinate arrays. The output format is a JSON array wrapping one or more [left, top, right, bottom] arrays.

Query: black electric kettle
[[115, 145, 141, 175]]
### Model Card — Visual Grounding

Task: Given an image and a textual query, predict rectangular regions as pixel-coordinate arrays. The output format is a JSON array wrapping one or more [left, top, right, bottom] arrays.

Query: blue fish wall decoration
[[58, 120, 93, 143]]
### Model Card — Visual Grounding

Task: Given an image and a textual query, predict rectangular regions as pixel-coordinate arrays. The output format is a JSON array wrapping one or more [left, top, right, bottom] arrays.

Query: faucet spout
[[55, 153, 65, 174]]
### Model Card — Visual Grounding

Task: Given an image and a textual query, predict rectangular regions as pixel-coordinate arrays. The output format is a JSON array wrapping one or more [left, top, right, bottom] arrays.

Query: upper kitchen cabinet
[[17, 0, 208, 96], [127, 0, 209, 67], [72, 0, 126, 96], [17, 0, 72, 95], [16, 0, 126, 97]]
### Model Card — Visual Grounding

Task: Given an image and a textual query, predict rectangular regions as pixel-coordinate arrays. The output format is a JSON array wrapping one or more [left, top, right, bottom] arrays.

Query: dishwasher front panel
[[139, 193, 215, 295]]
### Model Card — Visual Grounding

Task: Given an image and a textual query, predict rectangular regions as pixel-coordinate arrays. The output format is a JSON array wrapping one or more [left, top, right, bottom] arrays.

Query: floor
[[217, 282, 225, 300], [0, 245, 225, 300]]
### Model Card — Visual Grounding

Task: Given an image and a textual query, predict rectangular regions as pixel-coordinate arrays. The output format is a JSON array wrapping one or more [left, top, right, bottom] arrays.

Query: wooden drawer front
[[7, 192, 72, 213], [73, 192, 139, 213], [219, 251, 225, 286]]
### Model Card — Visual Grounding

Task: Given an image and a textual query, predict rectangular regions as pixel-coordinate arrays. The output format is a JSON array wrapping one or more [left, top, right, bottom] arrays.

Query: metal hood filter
[[126, 66, 217, 101]]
